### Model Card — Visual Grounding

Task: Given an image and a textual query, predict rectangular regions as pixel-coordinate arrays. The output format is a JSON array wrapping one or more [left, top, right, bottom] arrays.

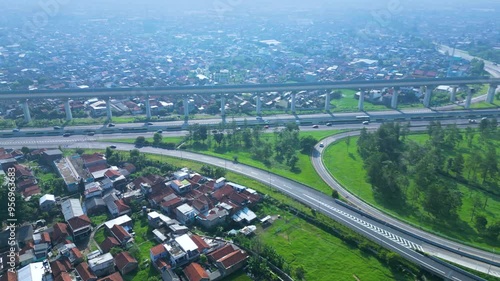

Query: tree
[[135, 136, 146, 147], [470, 59, 485, 76], [464, 127, 474, 147], [331, 190, 339, 199], [451, 154, 464, 177], [105, 147, 113, 159], [214, 167, 226, 178], [475, 215, 488, 233], [213, 133, 224, 146], [300, 135, 318, 154], [345, 135, 351, 152], [21, 146, 30, 156], [486, 221, 500, 240], [153, 133, 162, 146], [287, 155, 299, 171], [295, 265, 306, 280]]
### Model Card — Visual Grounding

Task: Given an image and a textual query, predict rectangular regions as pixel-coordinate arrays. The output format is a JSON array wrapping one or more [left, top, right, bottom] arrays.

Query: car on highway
[[326, 122, 332, 126], [312, 124, 319, 128], [146, 122, 154, 125], [264, 125, 269, 129], [12, 128, 19, 132], [362, 121, 369, 125], [107, 123, 115, 127], [156, 130, 163, 133], [63, 133, 71, 137], [87, 132, 95, 136], [109, 145, 117, 149], [53, 126, 62, 130], [319, 142, 324, 147], [469, 119, 476, 123]]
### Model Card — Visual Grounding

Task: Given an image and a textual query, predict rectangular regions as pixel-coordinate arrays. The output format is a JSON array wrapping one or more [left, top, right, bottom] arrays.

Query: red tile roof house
[[183, 262, 209, 281], [67, 215, 92, 240], [70, 247, 84, 265], [114, 251, 138, 275], [100, 237, 120, 253], [149, 244, 168, 263], [110, 224, 133, 246], [96, 272, 124, 281], [82, 153, 107, 169], [54, 272, 72, 281], [50, 258, 72, 279], [51, 223, 70, 245], [76, 262, 98, 281], [190, 235, 210, 254], [215, 249, 248, 276]]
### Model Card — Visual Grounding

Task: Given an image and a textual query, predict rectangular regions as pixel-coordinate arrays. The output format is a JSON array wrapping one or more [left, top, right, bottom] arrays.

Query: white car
[[319, 142, 324, 148]]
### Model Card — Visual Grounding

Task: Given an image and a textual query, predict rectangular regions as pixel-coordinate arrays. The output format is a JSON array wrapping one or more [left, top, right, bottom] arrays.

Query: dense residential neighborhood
[[0, 147, 264, 281]]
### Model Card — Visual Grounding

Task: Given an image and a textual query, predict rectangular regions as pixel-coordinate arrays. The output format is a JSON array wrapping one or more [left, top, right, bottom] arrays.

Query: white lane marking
[[302, 194, 424, 252], [300, 196, 444, 275]]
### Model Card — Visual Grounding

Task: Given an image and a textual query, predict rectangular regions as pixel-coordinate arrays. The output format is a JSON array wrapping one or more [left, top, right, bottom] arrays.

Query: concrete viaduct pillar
[[486, 84, 497, 104], [106, 98, 112, 121], [391, 87, 399, 109], [358, 90, 365, 111], [423, 86, 432, 108], [291, 92, 296, 113], [22, 100, 32, 123], [324, 91, 331, 111], [220, 95, 226, 118], [65, 99, 73, 121], [256, 93, 262, 115], [183, 96, 189, 120], [450, 86, 457, 103], [465, 87, 473, 109], [145, 96, 152, 119]]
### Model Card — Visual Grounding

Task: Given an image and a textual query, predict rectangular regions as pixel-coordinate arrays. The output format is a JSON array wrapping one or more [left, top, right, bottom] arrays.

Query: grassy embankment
[[324, 133, 500, 252]]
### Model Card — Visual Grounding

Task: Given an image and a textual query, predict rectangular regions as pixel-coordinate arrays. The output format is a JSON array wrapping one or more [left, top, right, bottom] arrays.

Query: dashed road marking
[[303, 194, 424, 252]]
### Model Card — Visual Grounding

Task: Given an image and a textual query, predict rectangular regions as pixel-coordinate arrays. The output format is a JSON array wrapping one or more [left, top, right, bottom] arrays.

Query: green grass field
[[470, 100, 500, 109], [323, 134, 500, 252], [222, 271, 252, 281], [256, 203, 416, 281]]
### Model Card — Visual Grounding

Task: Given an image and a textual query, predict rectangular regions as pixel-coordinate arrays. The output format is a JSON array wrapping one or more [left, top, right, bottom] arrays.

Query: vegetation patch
[[324, 121, 500, 251]]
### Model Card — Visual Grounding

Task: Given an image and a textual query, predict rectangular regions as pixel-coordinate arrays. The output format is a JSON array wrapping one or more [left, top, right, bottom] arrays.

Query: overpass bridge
[[3, 76, 499, 122]]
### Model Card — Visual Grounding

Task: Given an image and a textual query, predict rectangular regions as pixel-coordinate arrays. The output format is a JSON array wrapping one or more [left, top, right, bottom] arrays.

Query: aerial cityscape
[[0, 1, 499, 281]]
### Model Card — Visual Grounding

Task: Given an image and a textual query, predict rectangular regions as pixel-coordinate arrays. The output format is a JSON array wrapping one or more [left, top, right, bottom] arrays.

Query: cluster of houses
[[0, 147, 42, 200], [1, 145, 263, 281]]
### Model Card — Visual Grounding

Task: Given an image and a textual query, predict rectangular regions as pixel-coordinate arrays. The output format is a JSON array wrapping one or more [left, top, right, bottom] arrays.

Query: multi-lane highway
[[2, 119, 500, 280], [3, 107, 500, 138]]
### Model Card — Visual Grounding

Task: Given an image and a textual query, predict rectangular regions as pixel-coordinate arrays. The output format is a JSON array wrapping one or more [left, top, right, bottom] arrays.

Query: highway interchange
[[2, 110, 500, 280]]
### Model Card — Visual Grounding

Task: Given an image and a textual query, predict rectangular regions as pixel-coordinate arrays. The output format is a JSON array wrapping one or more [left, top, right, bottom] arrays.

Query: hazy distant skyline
[[2, 0, 499, 16]]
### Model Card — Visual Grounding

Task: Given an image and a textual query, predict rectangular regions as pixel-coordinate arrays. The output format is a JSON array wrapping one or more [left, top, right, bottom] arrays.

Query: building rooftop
[[61, 199, 84, 221], [17, 262, 47, 281], [88, 253, 114, 268], [176, 203, 195, 215], [54, 157, 80, 186], [104, 215, 132, 229], [175, 234, 198, 253]]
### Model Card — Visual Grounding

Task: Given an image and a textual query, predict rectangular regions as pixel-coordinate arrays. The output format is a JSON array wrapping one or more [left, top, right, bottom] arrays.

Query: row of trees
[[183, 122, 317, 171]]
